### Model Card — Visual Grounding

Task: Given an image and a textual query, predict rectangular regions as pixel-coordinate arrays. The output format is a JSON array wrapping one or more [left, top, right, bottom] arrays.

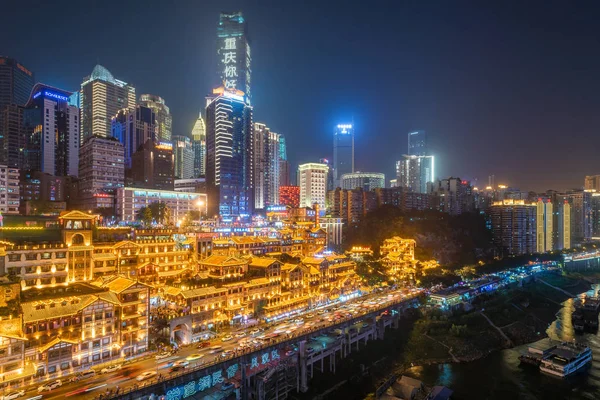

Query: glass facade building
[[191, 113, 206, 177], [333, 124, 354, 188], [173, 135, 195, 179], [217, 12, 251, 100], [408, 130, 427, 156], [139, 94, 172, 143]]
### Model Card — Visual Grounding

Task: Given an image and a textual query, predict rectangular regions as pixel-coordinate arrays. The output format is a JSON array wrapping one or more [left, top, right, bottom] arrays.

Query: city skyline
[[3, 1, 599, 192]]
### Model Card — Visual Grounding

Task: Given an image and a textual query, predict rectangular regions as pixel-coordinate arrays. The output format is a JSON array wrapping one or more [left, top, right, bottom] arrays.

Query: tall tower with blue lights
[[333, 123, 354, 189]]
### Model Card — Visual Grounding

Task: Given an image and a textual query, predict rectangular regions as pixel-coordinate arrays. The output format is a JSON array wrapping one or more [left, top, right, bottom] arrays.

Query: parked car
[[235, 331, 246, 337], [136, 371, 158, 381], [101, 364, 122, 374], [70, 370, 96, 382], [285, 350, 296, 357], [221, 334, 234, 342], [221, 382, 235, 391], [2, 390, 25, 400], [38, 380, 62, 393]]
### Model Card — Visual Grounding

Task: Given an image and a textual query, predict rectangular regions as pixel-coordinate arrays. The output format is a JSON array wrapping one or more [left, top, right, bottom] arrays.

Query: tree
[[136, 207, 153, 227], [28, 200, 53, 215]]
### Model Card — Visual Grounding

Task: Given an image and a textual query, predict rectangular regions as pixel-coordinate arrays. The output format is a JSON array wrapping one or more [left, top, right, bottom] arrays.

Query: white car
[[172, 360, 190, 368], [38, 380, 62, 393], [235, 331, 246, 337], [3, 390, 25, 400], [136, 371, 158, 381], [221, 335, 233, 342], [101, 364, 122, 374], [155, 352, 171, 360]]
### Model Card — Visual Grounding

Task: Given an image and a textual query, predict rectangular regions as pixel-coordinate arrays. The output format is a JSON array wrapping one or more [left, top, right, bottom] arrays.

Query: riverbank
[[295, 271, 591, 400]]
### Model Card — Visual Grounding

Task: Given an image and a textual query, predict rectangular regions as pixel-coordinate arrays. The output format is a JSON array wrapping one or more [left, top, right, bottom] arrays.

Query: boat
[[539, 342, 592, 378], [572, 306, 585, 332]]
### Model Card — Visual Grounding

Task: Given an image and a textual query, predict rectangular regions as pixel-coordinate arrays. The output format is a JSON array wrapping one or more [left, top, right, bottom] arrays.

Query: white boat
[[539, 342, 592, 378]]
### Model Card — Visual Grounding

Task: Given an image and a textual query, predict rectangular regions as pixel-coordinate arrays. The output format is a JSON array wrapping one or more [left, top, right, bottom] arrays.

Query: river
[[403, 285, 600, 400]]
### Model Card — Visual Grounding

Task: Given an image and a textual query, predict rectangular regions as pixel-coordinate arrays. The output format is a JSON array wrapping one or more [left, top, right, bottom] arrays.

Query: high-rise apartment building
[[489, 199, 537, 256], [111, 105, 157, 168], [298, 163, 329, 209], [558, 190, 592, 245], [0, 164, 20, 214], [333, 124, 354, 188], [205, 87, 254, 218], [0, 57, 34, 167], [396, 155, 435, 194], [80, 65, 136, 143], [341, 172, 385, 191], [408, 130, 427, 156], [428, 177, 473, 215], [254, 122, 280, 209], [584, 175, 600, 192], [191, 113, 206, 177], [139, 94, 172, 142], [279, 135, 290, 187], [217, 12, 251, 100], [173, 135, 194, 179], [77, 136, 125, 209], [22, 84, 80, 177], [536, 199, 553, 252]]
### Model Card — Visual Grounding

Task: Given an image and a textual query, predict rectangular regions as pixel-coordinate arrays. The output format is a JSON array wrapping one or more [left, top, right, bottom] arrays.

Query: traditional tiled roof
[[22, 295, 98, 323], [0, 316, 25, 340], [200, 254, 248, 266], [249, 257, 279, 268], [38, 337, 79, 354], [246, 277, 270, 287], [103, 276, 138, 293], [97, 291, 121, 305], [302, 257, 325, 265], [181, 286, 227, 299]]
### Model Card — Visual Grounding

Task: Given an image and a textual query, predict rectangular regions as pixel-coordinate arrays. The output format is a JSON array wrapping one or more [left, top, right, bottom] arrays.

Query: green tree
[[28, 200, 54, 215], [136, 207, 153, 227]]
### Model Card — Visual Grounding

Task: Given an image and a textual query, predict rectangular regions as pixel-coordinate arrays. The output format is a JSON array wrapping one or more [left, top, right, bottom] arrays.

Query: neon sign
[[33, 90, 70, 102]]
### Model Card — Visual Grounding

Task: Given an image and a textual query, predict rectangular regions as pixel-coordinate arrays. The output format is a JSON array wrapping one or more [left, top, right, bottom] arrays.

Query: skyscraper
[[80, 65, 136, 143], [279, 134, 290, 187], [298, 163, 329, 209], [173, 135, 194, 179], [489, 199, 537, 256], [130, 140, 174, 191], [139, 94, 172, 143], [217, 12, 251, 100], [191, 113, 206, 177], [536, 199, 553, 252], [333, 124, 354, 188], [0, 56, 34, 167], [205, 86, 254, 218], [341, 172, 385, 191], [408, 130, 427, 156], [111, 105, 157, 169], [396, 155, 435, 193], [254, 122, 280, 209], [23, 84, 80, 177]]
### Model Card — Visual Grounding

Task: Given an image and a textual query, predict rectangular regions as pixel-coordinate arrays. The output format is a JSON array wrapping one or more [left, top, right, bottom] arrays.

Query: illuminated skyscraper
[[205, 87, 254, 218], [23, 84, 80, 177], [279, 134, 290, 187], [489, 199, 537, 256], [341, 172, 385, 191], [298, 163, 329, 209], [333, 124, 354, 188], [536, 199, 553, 252], [111, 105, 156, 169], [173, 135, 194, 179], [139, 94, 172, 143], [80, 65, 136, 143], [0, 56, 34, 167], [408, 130, 427, 156], [396, 155, 435, 194], [254, 122, 280, 209], [191, 113, 206, 177], [217, 12, 251, 100]]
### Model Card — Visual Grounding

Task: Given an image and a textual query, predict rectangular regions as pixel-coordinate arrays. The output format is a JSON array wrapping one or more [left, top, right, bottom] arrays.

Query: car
[[170, 365, 187, 373], [306, 347, 315, 354], [285, 350, 296, 357], [186, 353, 204, 361], [38, 380, 62, 393], [222, 350, 234, 358], [2, 390, 25, 400], [362, 323, 369, 328], [197, 341, 211, 349], [172, 360, 190, 368], [221, 382, 235, 391], [249, 329, 260, 336], [235, 331, 246, 337], [221, 334, 234, 342], [101, 364, 122, 374], [155, 352, 171, 360], [136, 371, 158, 381]]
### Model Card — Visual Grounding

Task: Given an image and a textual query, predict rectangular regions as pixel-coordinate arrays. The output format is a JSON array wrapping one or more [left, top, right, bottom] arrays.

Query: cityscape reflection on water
[[404, 285, 600, 400]]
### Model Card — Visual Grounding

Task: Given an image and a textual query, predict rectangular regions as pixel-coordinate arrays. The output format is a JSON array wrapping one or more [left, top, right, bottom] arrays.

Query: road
[[15, 287, 417, 400]]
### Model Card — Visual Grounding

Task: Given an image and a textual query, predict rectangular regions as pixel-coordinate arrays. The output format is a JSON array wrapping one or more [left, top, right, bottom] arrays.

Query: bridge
[[110, 294, 420, 400]]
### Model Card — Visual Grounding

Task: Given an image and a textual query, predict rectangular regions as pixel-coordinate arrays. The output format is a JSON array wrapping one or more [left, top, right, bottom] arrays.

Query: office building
[[333, 124, 354, 188], [116, 187, 206, 223], [205, 86, 254, 218], [130, 140, 174, 191], [279, 135, 290, 187], [22, 84, 79, 177], [298, 163, 328, 209], [279, 185, 300, 208], [191, 113, 206, 177], [0, 57, 34, 167], [174, 178, 206, 194], [173, 135, 194, 179], [489, 199, 537, 256], [217, 12, 251, 99], [254, 122, 280, 209], [19, 171, 68, 215], [408, 130, 427, 156], [138, 94, 172, 142], [396, 154, 435, 194], [77, 136, 125, 210], [80, 65, 136, 143], [111, 105, 156, 168], [341, 172, 385, 191], [0, 165, 20, 214], [536, 199, 553, 252]]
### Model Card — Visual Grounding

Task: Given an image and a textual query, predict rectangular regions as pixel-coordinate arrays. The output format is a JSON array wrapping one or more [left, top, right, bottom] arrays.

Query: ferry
[[539, 342, 592, 378]]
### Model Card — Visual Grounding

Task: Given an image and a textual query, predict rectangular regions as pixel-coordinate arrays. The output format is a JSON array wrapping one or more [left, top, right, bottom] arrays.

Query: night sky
[[3, 0, 599, 192]]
